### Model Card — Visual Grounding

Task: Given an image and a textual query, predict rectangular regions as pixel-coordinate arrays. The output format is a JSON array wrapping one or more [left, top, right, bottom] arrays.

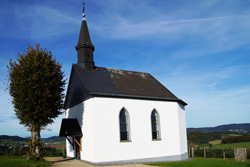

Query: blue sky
[[0, 0, 250, 138]]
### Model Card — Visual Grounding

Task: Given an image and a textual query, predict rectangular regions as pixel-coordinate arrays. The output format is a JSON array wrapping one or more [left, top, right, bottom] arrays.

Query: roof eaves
[[90, 92, 187, 106], [64, 96, 93, 110], [63, 65, 74, 109]]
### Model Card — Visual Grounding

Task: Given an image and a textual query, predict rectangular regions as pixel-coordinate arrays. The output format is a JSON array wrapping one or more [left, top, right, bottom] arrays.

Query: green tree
[[7, 45, 66, 159]]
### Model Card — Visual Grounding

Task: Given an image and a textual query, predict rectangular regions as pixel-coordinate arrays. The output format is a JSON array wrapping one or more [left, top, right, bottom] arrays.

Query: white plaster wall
[[65, 103, 83, 158], [88, 97, 187, 163], [65, 97, 188, 163], [80, 99, 95, 162], [65, 99, 96, 161]]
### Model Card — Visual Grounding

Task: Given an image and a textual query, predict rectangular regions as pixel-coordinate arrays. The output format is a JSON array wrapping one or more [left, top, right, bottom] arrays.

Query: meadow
[[200, 141, 250, 148], [148, 158, 250, 167], [0, 156, 51, 167], [212, 142, 250, 148]]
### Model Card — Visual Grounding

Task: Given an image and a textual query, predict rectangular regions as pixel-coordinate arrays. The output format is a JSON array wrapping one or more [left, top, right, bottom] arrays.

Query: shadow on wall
[[68, 102, 84, 129], [67, 103, 84, 153], [178, 103, 185, 110]]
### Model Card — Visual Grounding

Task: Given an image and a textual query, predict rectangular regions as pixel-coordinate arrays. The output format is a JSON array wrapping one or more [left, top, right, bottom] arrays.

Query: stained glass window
[[119, 108, 130, 141], [151, 110, 161, 140]]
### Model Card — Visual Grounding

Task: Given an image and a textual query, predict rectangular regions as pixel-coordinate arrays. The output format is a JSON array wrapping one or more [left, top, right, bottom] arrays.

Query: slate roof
[[64, 64, 187, 109], [75, 20, 94, 50], [59, 118, 82, 137]]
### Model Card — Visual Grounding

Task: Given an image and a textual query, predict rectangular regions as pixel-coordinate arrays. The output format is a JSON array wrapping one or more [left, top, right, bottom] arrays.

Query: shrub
[[222, 135, 250, 144]]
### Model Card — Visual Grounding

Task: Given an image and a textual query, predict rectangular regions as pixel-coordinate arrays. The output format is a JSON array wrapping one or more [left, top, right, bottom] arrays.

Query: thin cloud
[[154, 64, 250, 127], [94, 14, 250, 41], [0, 4, 79, 40], [91, 1, 250, 60], [0, 116, 17, 123], [19, 5, 79, 39], [185, 86, 250, 127], [159, 64, 250, 92]]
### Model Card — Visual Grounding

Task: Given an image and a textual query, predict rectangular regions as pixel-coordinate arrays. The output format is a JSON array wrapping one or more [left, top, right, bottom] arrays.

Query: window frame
[[151, 109, 161, 140], [119, 108, 131, 142]]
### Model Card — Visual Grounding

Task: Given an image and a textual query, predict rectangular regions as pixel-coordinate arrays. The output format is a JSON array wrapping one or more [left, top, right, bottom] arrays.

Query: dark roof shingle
[[59, 118, 82, 137], [64, 64, 187, 109]]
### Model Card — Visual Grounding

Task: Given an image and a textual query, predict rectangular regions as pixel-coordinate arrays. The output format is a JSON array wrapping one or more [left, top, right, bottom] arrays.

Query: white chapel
[[59, 5, 188, 165]]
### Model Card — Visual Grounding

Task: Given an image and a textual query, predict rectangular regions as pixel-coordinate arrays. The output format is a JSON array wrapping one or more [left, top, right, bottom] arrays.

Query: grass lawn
[[43, 140, 65, 145], [147, 158, 250, 167], [0, 156, 51, 167], [55, 141, 66, 145], [228, 134, 242, 137], [212, 142, 250, 148], [209, 140, 221, 145]]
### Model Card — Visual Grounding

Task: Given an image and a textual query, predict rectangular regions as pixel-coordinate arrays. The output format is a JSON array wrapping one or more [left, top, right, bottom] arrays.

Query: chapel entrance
[[74, 136, 82, 159], [59, 118, 83, 159]]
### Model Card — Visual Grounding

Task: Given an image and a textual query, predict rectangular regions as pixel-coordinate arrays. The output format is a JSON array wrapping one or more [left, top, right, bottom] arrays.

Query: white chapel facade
[[59, 6, 188, 165]]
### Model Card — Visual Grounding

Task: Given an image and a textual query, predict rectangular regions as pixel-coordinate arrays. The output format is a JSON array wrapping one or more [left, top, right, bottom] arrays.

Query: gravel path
[[44, 157, 156, 167]]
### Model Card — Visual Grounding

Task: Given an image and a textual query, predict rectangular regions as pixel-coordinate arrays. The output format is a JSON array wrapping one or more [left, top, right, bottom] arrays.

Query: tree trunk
[[30, 126, 41, 160]]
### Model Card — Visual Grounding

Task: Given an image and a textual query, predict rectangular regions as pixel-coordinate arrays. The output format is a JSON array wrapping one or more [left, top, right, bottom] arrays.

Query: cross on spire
[[82, 2, 85, 14], [82, 2, 86, 20]]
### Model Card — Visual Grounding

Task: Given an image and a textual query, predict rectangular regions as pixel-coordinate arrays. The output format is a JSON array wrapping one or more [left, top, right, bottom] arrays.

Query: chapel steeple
[[75, 3, 95, 70]]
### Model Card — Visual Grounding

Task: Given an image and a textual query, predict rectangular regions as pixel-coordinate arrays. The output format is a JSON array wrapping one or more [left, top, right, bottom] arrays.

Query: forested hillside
[[188, 123, 250, 133]]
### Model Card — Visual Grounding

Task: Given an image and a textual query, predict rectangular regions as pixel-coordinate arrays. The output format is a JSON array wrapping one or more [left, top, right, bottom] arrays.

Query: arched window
[[151, 109, 161, 140], [119, 108, 130, 141]]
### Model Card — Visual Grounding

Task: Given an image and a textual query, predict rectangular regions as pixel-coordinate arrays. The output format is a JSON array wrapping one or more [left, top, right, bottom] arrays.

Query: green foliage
[[0, 156, 51, 167], [188, 131, 224, 145], [6, 44, 66, 158], [147, 158, 250, 167], [222, 135, 250, 144], [212, 142, 250, 148], [7, 44, 66, 129], [0, 145, 65, 157], [209, 139, 222, 145], [187, 131, 250, 146]]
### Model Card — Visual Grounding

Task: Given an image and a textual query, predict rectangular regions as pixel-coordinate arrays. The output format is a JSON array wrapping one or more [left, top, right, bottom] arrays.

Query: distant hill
[[41, 136, 64, 142], [188, 123, 250, 133], [0, 135, 64, 143], [0, 135, 29, 142], [2, 123, 249, 144]]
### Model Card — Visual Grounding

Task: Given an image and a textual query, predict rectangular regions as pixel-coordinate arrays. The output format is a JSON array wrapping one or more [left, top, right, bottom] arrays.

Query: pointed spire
[[75, 2, 95, 70]]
